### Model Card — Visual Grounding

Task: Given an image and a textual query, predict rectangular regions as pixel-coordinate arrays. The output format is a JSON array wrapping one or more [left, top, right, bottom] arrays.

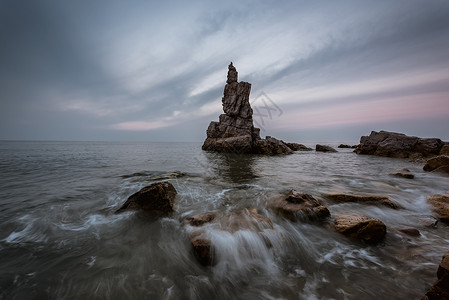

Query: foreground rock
[[424, 155, 449, 174], [427, 194, 449, 223], [422, 251, 449, 300], [323, 193, 399, 209], [316, 144, 337, 153], [334, 214, 387, 244], [389, 168, 415, 179], [268, 190, 330, 222], [202, 63, 296, 155], [115, 182, 177, 215], [185, 208, 274, 265], [355, 131, 446, 158]]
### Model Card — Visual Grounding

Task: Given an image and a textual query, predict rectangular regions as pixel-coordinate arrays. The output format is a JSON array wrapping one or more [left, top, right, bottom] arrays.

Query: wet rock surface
[[355, 131, 446, 158], [389, 168, 415, 179], [202, 63, 298, 155], [316, 144, 338, 152], [424, 155, 449, 174], [115, 181, 177, 215], [323, 193, 399, 209], [268, 190, 330, 222], [338, 144, 358, 149], [334, 213, 387, 244], [422, 251, 449, 300], [427, 194, 449, 223]]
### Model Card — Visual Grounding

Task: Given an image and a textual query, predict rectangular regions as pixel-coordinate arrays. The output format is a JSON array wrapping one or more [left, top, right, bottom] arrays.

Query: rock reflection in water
[[204, 152, 258, 184]]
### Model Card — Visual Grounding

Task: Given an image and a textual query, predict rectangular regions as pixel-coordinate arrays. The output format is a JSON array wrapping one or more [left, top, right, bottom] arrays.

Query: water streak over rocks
[[323, 193, 399, 209], [427, 194, 449, 223], [422, 251, 449, 300]]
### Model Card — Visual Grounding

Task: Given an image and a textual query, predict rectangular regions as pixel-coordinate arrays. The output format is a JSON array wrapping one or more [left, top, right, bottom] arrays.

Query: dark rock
[[427, 194, 449, 223], [323, 193, 399, 209], [422, 251, 449, 300], [185, 208, 274, 266], [316, 144, 338, 153], [282, 141, 313, 151], [268, 190, 330, 222], [202, 63, 296, 155], [355, 131, 446, 158], [338, 144, 357, 149], [440, 145, 449, 156], [397, 228, 421, 237], [389, 168, 415, 179], [115, 182, 177, 215], [424, 156, 449, 174], [334, 213, 386, 244]]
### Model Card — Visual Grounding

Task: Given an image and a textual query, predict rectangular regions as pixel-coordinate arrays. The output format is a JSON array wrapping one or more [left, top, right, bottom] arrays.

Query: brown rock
[[255, 136, 293, 155], [323, 193, 399, 209], [334, 213, 386, 244], [424, 155, 449, 173], [185, 208, 274, 265], [355, 131, 445, 158], [268, 190, 330, 222], [115, 182, 177, 215], [440, 145, 449, 156], [423, 251, 449, 300], [397, 228, 421, 237], [389, 168, 415, 179], [427, 194, 449, 223], [316, 144, 338, 153]]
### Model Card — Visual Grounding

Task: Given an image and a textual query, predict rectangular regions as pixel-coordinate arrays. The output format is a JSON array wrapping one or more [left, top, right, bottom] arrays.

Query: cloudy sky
[[1, 0, 449, 142]]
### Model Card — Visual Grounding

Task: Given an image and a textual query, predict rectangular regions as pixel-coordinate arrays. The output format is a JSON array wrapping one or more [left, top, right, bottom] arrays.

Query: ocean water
[[0, 141, 448, 300]]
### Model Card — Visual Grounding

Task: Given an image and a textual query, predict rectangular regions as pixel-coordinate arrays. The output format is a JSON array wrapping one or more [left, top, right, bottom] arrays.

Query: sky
[[1, 0, 449, 142]]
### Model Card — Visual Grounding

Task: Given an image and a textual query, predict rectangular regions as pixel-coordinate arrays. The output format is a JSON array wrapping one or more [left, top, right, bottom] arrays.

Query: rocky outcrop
[[268, 190, 330, 222], [202, 63, 296, 155], [282, 142, 313, 151], [338, 144, 357, 149], [316, 144, 338, 153], [422, 251, 449, 300], [355, 131, 446, 158], [323, 193, 399, 209], [427, 194, 449, 223], [334, 213, 387, 244], [115, 181, 177, 215], [185, 208, 274, 266], [389, 168, 415, 179], [424, 155, 449, 174]]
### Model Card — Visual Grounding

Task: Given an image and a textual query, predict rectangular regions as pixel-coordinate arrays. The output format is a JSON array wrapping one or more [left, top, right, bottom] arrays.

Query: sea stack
[[202, 63, 293, 155]]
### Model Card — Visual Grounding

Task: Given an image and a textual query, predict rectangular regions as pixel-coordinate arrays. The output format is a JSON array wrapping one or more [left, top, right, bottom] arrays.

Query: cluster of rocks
[[202, 63, 310, 155]]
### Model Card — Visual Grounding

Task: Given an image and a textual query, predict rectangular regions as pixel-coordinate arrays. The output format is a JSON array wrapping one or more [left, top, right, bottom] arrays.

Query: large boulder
[[115, 182, 177, 215], [355, 131, 445, 158], [424, 155, 449, 174], [334, 213, 387, 244], [201, 63, 299, 155], [323, 193, 399, 209], [185, 208, 274, 266], [427, 194, 449, 223], [316, 144, 338, 153], [268, 190, 330, 222], [422, 251, 449, 300]]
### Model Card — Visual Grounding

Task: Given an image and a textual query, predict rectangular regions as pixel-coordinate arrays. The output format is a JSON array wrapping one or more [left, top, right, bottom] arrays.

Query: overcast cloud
[[1, 0, 449, 142]]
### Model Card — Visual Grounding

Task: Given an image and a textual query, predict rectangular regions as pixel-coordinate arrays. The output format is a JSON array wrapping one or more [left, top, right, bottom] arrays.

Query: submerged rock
[[268, 190, 330, 222], [389, 168, 415, 179], [355, 131, 445, 158], [115, 181, 177, 215], [334, 213, 387, 244], [397, 228, 420, 237], [422, 251, 449, 300], [185, 208, 274, 266], [323, 193, 399, 209], [316, 144, 338, 153], [202, 63, 297, 155], [424, 155, 449, 174], [427, 194, 449, 223]]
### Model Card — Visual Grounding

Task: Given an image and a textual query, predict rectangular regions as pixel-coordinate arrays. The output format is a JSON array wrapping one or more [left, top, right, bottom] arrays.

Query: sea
[[0, 141, 448, 300]]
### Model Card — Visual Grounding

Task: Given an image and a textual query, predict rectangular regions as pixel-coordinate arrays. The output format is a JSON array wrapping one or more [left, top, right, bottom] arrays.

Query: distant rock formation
[[355, 131, 447, 158], [316, 144, 338, 153], [202, 63, 295, 155]]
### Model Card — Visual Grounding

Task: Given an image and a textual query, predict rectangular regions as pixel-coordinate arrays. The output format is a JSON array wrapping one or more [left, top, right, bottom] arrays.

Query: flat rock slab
[[185, 208, 274, 266], [316, 144, 338, 152], [115, 181, 177, 215], [422, 251, 449, 300], [268, 190, 330, 222], [427, 194, 449, 223], [323, 193, 399, 209], [389, 168, 415, 179], [334, 213, 387, 244]]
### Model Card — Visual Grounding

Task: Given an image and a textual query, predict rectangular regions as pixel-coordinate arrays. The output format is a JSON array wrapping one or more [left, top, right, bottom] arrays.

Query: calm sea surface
[[0, 141, 448, 299]]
